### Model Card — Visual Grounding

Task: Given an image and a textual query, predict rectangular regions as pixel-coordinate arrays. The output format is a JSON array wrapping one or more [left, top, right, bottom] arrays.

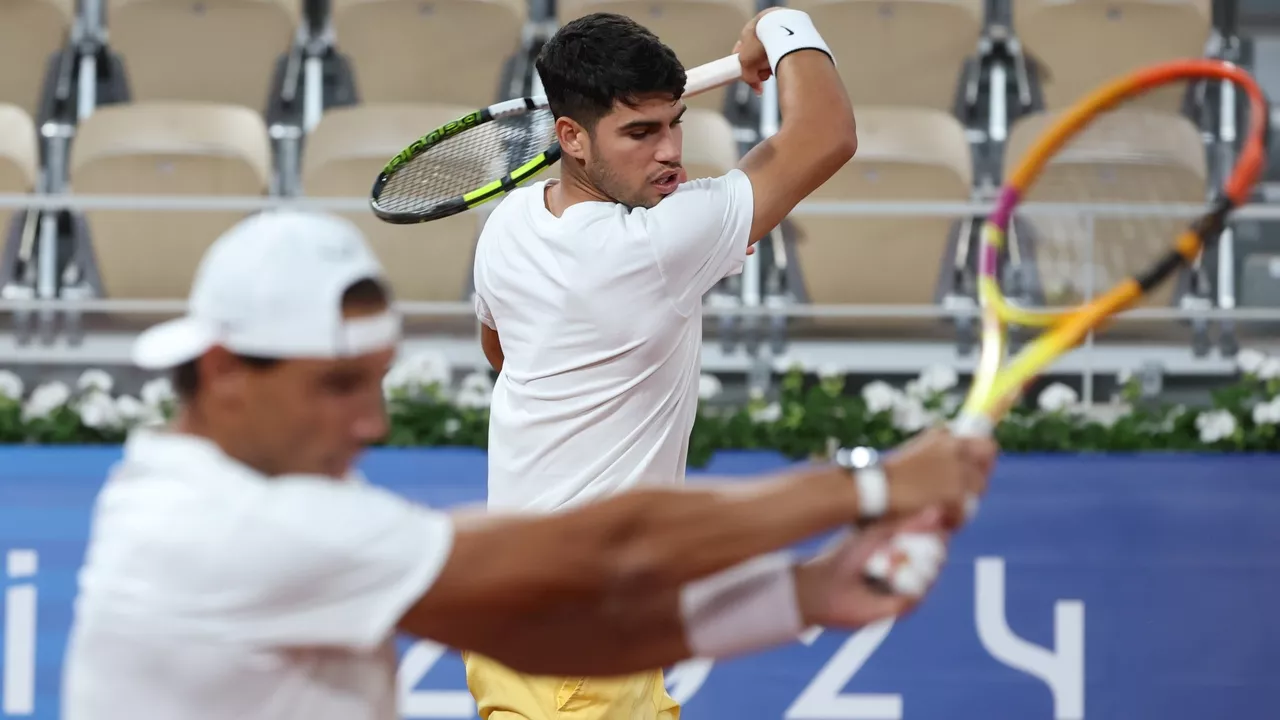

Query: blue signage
[[3, 447, 1280, 719]]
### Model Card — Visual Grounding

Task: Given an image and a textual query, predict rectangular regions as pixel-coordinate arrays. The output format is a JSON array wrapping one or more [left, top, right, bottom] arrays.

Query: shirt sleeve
[[224, 478, 456, 651], [641, 168, 755, 313], [473, 291, 495, 329]]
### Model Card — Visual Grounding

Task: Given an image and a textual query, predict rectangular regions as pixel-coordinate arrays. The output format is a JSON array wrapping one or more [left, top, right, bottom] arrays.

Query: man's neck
[[545, 169, 611, 217], [173, 407, 274, 477]]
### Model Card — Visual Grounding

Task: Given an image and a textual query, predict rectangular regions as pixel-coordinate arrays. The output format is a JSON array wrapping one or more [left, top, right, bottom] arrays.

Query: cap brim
[[131, 317, 219, 370]]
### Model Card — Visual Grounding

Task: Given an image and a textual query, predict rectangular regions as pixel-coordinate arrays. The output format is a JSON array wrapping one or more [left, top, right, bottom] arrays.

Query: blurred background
[[2, 1, 1280, 719], [0, 0, 1279, 403]]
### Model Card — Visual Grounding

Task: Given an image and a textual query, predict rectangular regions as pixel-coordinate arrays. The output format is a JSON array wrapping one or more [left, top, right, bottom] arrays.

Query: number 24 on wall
[[397, 557, 1086, 720]]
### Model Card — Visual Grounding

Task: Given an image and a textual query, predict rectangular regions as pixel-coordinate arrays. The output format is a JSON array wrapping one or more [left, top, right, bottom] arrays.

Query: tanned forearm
[[399, 465, 859, 653]]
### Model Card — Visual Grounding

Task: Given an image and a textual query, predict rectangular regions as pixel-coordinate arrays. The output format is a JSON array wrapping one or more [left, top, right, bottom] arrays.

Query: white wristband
[[856, 465, 889, 519], [754, 8, 836, 76], [679, 552, 805, 659]]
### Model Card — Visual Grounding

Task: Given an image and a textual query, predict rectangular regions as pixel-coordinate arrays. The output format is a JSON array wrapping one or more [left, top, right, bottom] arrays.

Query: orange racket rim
[[962, 58, 1271, 425]]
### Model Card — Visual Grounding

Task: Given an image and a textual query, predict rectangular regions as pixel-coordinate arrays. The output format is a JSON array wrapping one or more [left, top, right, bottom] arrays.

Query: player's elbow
[[832, 121, 857, 164]]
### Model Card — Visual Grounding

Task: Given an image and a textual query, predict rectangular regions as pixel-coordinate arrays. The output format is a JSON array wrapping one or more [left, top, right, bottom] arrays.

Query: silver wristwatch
[[835, 446, 889, 520]]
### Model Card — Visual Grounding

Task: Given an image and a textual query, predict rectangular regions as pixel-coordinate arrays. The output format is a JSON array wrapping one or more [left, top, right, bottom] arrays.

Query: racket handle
[[949, 412, 993, 439], [948, 413, 991, 522], [685, 54, 743, 97]]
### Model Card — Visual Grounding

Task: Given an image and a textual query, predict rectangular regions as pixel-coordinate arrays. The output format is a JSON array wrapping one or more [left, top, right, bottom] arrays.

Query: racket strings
[[1010, 108, 1206, 310], [375, 109, 558, 215]]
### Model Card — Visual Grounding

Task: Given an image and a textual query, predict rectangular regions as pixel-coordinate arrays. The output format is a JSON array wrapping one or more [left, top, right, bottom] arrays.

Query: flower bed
[[1, 349, 1277, 464]]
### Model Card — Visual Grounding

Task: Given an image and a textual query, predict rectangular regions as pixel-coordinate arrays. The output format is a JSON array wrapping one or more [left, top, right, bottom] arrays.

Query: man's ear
[[556, 116, 590, 161]]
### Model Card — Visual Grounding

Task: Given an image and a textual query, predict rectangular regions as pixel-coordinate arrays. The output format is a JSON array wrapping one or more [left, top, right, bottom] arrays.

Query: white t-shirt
[[61, 429, 455, 720], [473, 169, 755, 512]]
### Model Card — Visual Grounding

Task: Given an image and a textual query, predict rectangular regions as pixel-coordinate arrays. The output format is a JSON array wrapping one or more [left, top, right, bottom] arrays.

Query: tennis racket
[[860, 58, 1269, 598], [369, 54, 745, 224], [952, 58, 1269, 444]]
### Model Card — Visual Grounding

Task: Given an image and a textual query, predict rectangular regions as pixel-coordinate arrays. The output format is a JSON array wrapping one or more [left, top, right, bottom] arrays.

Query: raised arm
[[398, 428, 994, 675], [735, 8, 857, 245]]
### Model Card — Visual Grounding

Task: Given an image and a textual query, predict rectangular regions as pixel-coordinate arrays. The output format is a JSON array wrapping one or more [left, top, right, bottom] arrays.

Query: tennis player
[[60, 210, 993, 720], [465, 9, 987, 720]]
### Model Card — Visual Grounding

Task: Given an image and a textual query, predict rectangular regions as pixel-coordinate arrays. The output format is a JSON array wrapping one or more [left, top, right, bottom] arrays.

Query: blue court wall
[[2, 447, 1280, 720]]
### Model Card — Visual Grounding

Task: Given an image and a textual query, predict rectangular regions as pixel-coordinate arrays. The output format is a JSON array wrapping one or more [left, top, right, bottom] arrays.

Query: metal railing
[[1, 195, 1277, 401]]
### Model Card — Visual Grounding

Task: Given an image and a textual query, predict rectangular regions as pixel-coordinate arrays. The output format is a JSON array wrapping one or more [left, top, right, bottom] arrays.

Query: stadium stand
[[1002, 107, 1208, 341], [0, 106, 39, 290], [1013, 0, 1214, 112], [789, 0, 983, 113], [67, 101, 272, 304], [332, 0, 529, 108], [301, 102, 491, 310], [0, 0, 1276, 394], [785, 107, 973, 338], [0, 0, 74, 118], [106, 0, 299, 111]]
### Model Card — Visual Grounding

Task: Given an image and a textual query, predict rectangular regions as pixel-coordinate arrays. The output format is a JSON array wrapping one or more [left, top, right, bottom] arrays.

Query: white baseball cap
[[131, 210, 402, 370]]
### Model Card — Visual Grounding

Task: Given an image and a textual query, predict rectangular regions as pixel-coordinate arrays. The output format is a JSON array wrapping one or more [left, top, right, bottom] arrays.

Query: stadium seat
[[556, 0, 755, 110], [787, 0, 983, 112], [1013, 0, 1212, 111], [1003, 108, 1206, 338], [0, 105, 38, 259], [106, 0, 298, 112], [301, 103, 488, 309], [0, 0, 74, 117], [68, 102, 272, 301], [332, 0, 527, 108], [786, 107, 972, 336]]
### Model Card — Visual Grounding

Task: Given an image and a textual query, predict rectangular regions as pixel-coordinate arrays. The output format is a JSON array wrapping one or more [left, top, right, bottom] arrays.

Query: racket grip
[[948, 413, 991, 522], [685, 54, 743, 97]]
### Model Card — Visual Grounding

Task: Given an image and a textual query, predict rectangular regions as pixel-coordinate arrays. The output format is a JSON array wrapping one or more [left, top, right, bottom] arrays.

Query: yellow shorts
[[462, 651, 681, 720]]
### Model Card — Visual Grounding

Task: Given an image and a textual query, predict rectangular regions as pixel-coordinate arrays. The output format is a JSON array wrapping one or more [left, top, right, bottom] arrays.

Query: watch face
[[847, 446, 877, 468]]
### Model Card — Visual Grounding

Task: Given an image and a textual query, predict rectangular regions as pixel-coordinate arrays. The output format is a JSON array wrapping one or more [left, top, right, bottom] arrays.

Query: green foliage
[[2, 359, 1279, 462]]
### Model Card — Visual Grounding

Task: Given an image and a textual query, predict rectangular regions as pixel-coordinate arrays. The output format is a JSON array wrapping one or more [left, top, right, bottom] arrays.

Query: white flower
[[1084, 403, 1132, 428], [698, 374, 723, 401], [140, 377, 175, 410], [1037, 383, 1079, 413], [455, 372, 493, 410], [0, 370, 23, 401], [443, 418, 462, 436], [917, 365, 959, 395], [115, 395, 163, 427], [904, 379, 926, 399], [78, 391, 121, 430], [750, 402, 782, 423], [817, 364, 845, 380], [77, 369, 114, 396], [1237, 349, 1267, 375], [891, 396, 936, 433], [1195, 409, 1237, 444], [1258, 357, 1280, 381], [1252, 397, 1280, 426], [22, 381, 70, 421], [384, 351, 451, 396], [860, 381, 899, 414]]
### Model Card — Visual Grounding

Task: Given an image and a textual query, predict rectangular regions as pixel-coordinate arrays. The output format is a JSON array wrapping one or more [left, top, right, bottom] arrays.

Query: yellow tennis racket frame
[[952, 57, 1271, 439]]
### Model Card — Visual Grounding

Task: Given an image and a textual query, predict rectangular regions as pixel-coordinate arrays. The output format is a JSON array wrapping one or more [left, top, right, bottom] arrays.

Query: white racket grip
[[949, 413, 992, 522], [685, 54, 743, 97]]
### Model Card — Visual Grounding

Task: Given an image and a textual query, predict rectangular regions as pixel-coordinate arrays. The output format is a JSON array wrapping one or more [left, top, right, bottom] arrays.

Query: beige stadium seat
[[1014, 0, 1212, 111], [302, 103, 489, 312], [0, 106, 38, 258], [333, 0, 526, 108], [0, 0, 74, 117], [107, 0, 298, 111], [557, 0, 755, 111], [788, 0, 983, 112], [1003, 108, 1206, 339], [69, 102, 271, 303], [788, 108, 972, 336]]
